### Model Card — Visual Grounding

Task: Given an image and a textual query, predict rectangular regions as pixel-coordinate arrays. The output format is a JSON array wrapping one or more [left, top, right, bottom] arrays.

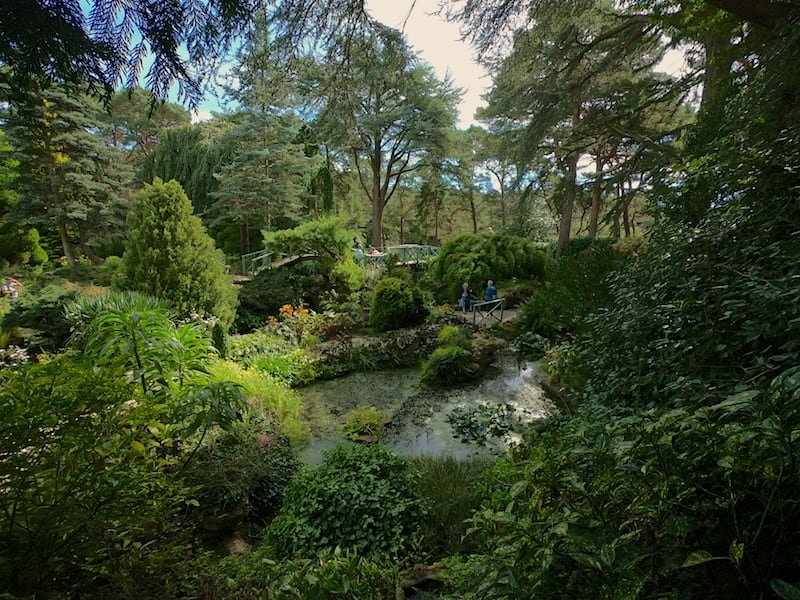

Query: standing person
[[459, 282, 472, 313], [485, 279, 498, 302]]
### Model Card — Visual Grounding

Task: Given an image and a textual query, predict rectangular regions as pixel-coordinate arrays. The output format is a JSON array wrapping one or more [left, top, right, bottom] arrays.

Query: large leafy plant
[[269, 444, 427, 559]]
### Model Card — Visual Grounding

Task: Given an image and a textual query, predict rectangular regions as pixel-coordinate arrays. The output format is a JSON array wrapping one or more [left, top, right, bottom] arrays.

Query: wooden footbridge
[[238, 243, 440, 280]]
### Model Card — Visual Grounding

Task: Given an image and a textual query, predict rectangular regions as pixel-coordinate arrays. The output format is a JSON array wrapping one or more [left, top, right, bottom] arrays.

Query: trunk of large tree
[[556, 105, 581, 258], [588, 152, 604, 238], [499, 181, 507, 228], [469, 189, 478, 234], [78, 230, 103, 264], [611, 182, 623, 238], [371, 142, 384, 247], [240, 221, 250, 256], [59, 222, 76, 267]]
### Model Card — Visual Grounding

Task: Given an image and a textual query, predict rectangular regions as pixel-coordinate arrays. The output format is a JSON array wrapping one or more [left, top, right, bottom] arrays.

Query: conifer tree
[[123, 178, 238, 328]]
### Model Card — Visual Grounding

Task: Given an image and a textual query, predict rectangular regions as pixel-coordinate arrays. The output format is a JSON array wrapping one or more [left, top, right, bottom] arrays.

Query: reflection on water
[[297, 358, 555, 463]]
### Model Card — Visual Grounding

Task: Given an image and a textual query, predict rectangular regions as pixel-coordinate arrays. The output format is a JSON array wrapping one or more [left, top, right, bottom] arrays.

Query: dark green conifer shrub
[[123, 178, 238, 328], [369, 276, 426, 331]]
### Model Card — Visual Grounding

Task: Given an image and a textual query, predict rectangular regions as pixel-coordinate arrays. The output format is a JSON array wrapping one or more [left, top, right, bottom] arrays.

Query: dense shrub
[[420, 345, 476, 386], [556, 235, 616, 258], [518, 242, 623, 338], [182, 415, 297, 526], [437, 324, 472, 350], [556, 197, 800, 409], [449, 369, 800, 599], [199, 545, 399, 600], [268, 444, 426, 559], [0, 227, 47, 265], [0, 357, 193, 595], [207, 361, 309, 446], [63, 290, 170, 349], [429, 232, 547, 303], [1, 281, 79, 351], [123, 178, 238, 328], [412, 455, 493, 558], [235, 262, 325, 331], [370, 276, 426, 332]]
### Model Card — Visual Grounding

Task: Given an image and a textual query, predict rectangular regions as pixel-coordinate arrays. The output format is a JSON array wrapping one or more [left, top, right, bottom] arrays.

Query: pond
[[297, 357, 556, 463]]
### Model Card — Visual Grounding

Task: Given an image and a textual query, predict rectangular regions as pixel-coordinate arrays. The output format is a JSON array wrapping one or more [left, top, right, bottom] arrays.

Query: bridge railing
[[241, 249, 273, 277], [354, 244, 439, 266]]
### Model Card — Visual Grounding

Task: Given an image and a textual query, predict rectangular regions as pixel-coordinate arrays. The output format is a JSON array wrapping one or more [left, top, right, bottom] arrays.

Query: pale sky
[[365, 0, 490, 128], [192, 2, 687, 125]]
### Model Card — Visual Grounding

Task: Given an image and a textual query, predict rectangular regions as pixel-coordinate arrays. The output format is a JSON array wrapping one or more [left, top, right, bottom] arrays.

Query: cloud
[[191, 109, 214, 123]]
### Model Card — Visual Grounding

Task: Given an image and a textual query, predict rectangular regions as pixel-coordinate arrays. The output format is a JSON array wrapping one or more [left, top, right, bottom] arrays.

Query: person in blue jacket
[[485, 279, 498, 302]]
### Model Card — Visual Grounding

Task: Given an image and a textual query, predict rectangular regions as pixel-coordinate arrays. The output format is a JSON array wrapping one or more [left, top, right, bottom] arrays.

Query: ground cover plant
[[268, 444, 427, 560]]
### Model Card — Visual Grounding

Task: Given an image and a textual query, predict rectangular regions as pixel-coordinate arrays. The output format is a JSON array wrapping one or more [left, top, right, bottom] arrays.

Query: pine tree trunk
[[588, 152, 604, 238], [240, 221, 250, 256], [78, 230, 103, 264], [59, 222, 76, 267], [556, 104, 581, 258]]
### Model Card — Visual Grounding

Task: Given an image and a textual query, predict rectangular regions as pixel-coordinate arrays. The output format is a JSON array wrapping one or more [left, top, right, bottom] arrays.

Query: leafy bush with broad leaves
[[182, 415, 297, 526], [0, 356, 195, 595], [428, 232, 547, 303], [123, 178, 238, 328], [370, 276, 427, 332], [448, 369, 800, 599], [198, 545, 400, 600], [518, 241, 623, 338], [555, 196, 800, 409], [268, 444, 426, 559]]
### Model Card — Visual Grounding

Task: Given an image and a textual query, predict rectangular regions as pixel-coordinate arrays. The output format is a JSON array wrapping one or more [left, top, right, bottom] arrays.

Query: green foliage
[[0, 356, 194, 595], [269, 444, 426, 559], [343, 406, 385, 441], [330, 254, 366, 294], [557, 235, 616, 258], [227, 329, 292, 363], [207, 360, 309, 446], [64, 290, 170, 349], [123, 178, 238, 328], [429, 232, 546, 303], [0, 227, 47, 265], [518, 242, 623, 338], [182, 415, 297, 525], [412, 455, 494, 558], [263, 214, 356, 270], [211, 321, 227, 358], [420, 345, 476, 386], [369, 276, 426, 332], [1, 281, 79, 351], [250, 348, 317, 387], [447, 403, 520, 446], [199, 545, 399, 599], [451, 370, 800, 598], [98, 255, 126, 288], [235, 263, 324, 331], [556, 196, 800, 409], [437, 324, 472, 350]]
